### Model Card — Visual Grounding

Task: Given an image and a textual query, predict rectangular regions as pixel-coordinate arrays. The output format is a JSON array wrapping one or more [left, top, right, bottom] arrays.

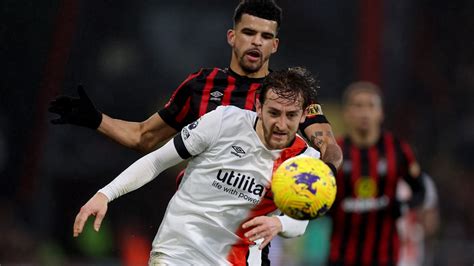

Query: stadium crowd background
[[1, 0, 473, 265]]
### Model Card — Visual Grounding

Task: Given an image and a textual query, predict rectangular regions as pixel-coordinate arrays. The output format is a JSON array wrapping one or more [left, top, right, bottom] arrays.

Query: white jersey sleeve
[[178, 106, 225, 156], [99, 107, 226, 201], [98, 138, 184, 201], [277, 215, 309, 238]]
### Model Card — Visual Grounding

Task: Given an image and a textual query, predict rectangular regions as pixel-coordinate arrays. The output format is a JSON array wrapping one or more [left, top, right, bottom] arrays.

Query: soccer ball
[[272, 155, 337, 220]]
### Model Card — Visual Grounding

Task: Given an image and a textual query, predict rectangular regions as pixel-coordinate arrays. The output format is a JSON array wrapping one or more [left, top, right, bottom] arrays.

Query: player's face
[[227, 14, 279, 78], [256, 89, 307, 150], [343, 90, 384, 134]]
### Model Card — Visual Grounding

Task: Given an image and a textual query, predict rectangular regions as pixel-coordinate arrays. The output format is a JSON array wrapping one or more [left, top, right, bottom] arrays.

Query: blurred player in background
[[48, 0, 342, 169], [73, 67, 322, 265], [327, 81, 425, 266], [397, 172, 440, 266]]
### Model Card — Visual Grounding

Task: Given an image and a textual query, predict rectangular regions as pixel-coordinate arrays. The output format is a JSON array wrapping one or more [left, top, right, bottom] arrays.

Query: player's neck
[[349, 129, 380, 148]]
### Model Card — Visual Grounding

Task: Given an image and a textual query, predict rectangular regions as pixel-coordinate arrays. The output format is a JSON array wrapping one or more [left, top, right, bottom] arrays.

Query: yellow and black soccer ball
[[272, 156, 337, 220]]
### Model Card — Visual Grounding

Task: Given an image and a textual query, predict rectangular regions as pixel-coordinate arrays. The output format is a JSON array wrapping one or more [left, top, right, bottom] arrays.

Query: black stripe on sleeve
[[173, 133, 192, 159]]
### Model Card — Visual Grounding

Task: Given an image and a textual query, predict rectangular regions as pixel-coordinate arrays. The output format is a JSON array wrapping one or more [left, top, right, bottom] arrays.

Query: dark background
[[1, 0, 473, 265]]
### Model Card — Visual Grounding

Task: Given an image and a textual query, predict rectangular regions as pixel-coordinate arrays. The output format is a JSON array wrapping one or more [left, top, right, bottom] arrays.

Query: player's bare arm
[[99, 113, 177, 153], [304, 122, 343, 169], [73, 192, 109, 237], [49, 85, 178, 153]]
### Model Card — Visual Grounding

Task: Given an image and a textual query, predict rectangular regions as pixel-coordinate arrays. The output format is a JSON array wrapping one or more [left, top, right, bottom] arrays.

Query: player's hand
[[242, 216, 282, 250], [73, 192, 109, 237], [49, 85, 102, 129]]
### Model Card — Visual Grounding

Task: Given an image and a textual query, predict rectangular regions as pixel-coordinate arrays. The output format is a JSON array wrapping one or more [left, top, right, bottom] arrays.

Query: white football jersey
[[151, 106, 320, 265]]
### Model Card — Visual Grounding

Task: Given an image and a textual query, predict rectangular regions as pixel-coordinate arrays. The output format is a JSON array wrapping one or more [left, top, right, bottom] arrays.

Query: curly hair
[[259, 67, 319, 109], [233, 0, 282, 32]]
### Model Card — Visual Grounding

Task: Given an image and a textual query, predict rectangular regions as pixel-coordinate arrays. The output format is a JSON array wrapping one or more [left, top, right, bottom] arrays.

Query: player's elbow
[[133, 127, 158, 153], [133, 140, 154, 154], [132, 114, 177, 153]]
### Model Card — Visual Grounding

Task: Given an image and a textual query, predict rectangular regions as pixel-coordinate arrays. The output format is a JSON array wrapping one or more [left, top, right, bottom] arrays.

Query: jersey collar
[[226, 67, 268, 82]]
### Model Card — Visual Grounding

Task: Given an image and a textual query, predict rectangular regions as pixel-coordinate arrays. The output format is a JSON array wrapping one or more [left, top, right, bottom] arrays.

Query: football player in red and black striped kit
[[49, 0, 342, 170], [50, 0, 342, 262], [328, 81, 425, 266]]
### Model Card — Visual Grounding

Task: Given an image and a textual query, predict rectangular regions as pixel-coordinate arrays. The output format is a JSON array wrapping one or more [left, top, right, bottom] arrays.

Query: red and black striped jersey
[[328, 131, 424, 266], [158, 67, 264, 131]]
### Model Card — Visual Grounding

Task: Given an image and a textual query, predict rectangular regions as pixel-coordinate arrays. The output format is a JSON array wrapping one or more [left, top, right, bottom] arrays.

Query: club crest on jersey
[[210, 91, 223, 101], [231, 145, 246, 158], [188, 119, 200, 130], [355, 177, 378, 198]]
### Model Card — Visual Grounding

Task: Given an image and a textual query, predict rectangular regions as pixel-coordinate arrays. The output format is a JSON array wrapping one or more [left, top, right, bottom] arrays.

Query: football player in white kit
[[73, 67, 323, 265]]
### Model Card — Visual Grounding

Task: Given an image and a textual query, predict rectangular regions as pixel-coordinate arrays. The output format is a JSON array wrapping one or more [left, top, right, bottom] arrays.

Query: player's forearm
[[304, 122, 343, 169], [98, 114, 155, 153], [99, 139, 184, 201], [321, 143, 343, 170]]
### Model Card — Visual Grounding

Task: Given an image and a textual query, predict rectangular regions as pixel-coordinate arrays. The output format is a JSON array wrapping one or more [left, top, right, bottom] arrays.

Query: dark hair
[[233, 0, 282, 32], [259, 67, 319, 110], [342, 81, 383, 107]]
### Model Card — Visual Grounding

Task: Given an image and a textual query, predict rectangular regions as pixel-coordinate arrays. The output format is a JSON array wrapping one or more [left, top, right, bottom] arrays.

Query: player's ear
[[255, 98, 263, 118], [271, 37, 279, 54], [227, 29, 235, 46]]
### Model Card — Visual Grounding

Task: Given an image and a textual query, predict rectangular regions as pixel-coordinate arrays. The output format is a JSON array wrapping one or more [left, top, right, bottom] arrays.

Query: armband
[[301, 103, 330, 127], [299, 114, 330, 132]]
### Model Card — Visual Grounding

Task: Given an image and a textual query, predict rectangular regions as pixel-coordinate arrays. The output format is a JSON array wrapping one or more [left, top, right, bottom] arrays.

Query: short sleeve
[[158, 69, 203, 130], [179, 106, 225, 156]]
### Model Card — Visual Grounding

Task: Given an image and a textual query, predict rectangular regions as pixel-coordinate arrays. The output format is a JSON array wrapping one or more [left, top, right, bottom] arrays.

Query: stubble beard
[[235, 49, 269, 75], [239, 57, 262, 73], [263, 124, 289, 150]]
